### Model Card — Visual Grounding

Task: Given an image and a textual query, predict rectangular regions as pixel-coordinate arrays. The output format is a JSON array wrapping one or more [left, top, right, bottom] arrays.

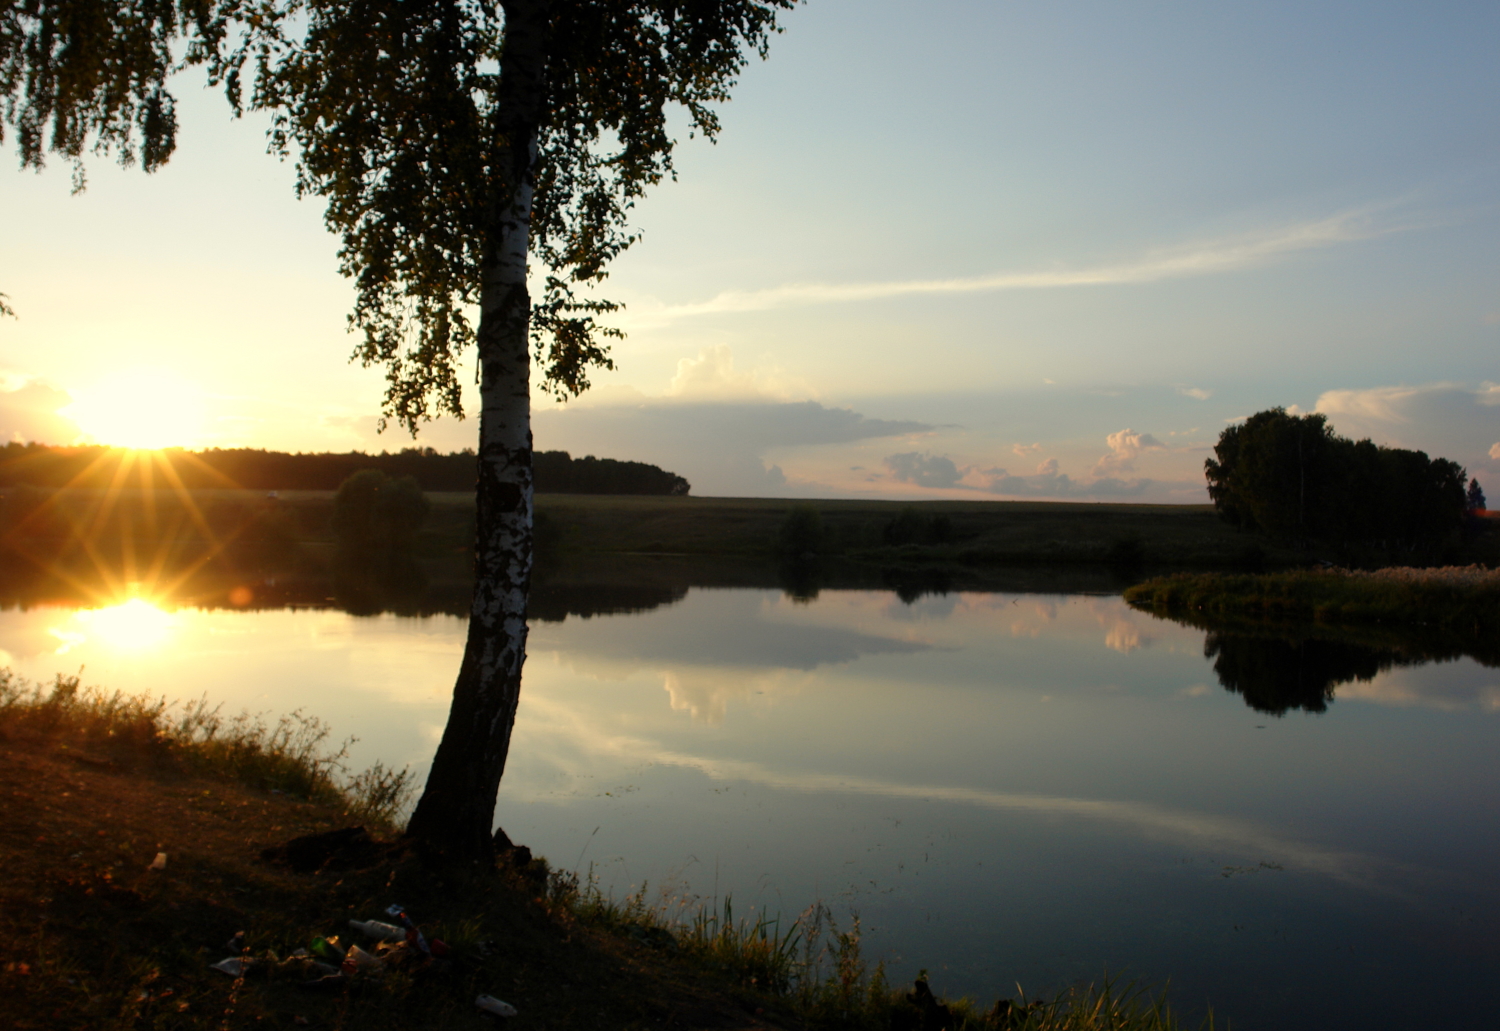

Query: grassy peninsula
[[0, 673, 1192, 1031], [1124, 565, 1500, 634]]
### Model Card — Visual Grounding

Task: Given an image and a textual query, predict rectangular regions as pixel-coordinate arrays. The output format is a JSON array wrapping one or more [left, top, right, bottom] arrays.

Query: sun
[[61, 368, 210, 450]]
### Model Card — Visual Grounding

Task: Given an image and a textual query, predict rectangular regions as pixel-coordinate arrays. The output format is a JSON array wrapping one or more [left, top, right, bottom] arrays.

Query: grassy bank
[[0, 674, 1199, 1030], [1124, 565, 1500, 634]]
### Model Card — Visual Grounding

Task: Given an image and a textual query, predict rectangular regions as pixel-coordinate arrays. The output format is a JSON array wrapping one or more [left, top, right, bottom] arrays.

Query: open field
[[0, 486, 1291, 564], [2, 486, 1494, 617]]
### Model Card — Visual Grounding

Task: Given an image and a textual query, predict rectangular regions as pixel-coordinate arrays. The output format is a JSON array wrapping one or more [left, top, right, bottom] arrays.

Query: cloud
[[1012, 442, 1044, 457], [1177, 386, 1212, 400], [1311, 383, 1500, 466], [1490, 443, 1500, 461], [0, 372, 81, 444], [1093, 428, 1165, 476], [875, 443, 1176, 501], [665, 344, 809, 401], [975, 468, 1156, 499], [884, 452, 965, 488], [625, 209, 1401, 326], [535, 400, 930, 496]]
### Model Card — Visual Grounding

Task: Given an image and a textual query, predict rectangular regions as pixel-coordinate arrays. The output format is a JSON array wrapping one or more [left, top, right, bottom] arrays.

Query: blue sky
[[3, 0, 1498, 499]]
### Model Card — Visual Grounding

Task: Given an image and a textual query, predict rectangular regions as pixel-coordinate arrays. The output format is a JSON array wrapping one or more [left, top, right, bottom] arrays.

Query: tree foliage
[[4, 0, 792, 426], [1205, 408, 1468, 550], [0, 0, 228, 187], [216, 0, 791, 431]]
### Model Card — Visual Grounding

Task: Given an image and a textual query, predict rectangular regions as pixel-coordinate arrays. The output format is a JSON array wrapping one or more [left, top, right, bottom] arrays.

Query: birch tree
[[4, 0, 793, 860]]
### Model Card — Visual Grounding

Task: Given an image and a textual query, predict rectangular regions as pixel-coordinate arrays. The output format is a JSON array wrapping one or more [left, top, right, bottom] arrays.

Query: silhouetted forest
[[0, 442, 690, 495]]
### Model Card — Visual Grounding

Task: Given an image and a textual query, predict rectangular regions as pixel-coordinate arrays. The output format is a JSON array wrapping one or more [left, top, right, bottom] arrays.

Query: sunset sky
[[4, 0, 1499, 501]]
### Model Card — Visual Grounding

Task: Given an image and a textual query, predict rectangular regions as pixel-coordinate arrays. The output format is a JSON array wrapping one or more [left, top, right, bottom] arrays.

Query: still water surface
[[2, 584, 1496, 1028]]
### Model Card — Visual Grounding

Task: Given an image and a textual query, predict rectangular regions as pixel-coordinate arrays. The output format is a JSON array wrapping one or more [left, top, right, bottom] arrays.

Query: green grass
[[0, 668, 414, 828], [1124, 564, 1500, 634]]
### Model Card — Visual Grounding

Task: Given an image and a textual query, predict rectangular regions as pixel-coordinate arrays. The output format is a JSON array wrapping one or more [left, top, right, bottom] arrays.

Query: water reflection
[[0, 565, 1497, 1028], [1206, 633, 1421, 715], [64, 597, 177, 653], [1134, 606, 1500, 716]]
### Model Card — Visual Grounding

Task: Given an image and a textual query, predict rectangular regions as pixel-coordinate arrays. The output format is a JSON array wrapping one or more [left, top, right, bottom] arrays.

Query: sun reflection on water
[[54, 597, 177, 653]]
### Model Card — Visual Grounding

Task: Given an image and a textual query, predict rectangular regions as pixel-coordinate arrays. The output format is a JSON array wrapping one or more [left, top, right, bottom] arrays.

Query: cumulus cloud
[[1093, 428, 1165, 476], [1311, 383, 1500, 467], [1012, 442, 1044, 457], [665, 344, 809, 400], [884, 452, 964, 488], [1177, 386, 1212, 400], [1490, 443, 1500, 461], [0, 372, 81, 444], [1035, 457, 1059, 476]]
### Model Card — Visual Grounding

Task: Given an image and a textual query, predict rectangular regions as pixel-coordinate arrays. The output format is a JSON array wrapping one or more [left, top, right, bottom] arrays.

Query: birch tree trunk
[[404, 0, 549, 861]]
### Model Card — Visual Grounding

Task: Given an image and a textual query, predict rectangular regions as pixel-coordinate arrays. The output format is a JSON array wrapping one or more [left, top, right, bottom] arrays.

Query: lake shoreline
[[0, 680, 1188, 1031]]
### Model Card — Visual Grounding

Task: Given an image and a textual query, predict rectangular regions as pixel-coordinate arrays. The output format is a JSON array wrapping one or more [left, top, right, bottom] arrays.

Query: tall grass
[[0, 668, 414, 829], [547, 868, 1194, 1030], [1125, 564, 1500, 631]]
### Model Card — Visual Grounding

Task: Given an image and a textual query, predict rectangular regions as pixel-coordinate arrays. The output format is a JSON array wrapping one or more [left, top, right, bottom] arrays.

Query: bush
[[331, 469, 430, 552]]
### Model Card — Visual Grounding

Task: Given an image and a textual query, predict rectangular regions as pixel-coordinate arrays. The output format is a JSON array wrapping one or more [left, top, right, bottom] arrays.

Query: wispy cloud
[[625, 209, 1401, 326]]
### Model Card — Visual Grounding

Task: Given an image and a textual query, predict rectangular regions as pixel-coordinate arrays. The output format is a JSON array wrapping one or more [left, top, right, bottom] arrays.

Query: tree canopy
[[6, 0, 791, 422], [0, 441, 690, 494], [1205, 408, 1468, 551]]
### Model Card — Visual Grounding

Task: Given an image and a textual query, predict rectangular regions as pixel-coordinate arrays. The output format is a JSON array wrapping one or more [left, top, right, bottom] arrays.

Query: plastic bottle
[[348, 919, 405, 941], [475, 995, 518, 1017]]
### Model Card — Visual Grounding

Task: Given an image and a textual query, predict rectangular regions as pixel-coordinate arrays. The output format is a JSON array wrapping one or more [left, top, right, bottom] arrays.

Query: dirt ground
[[0, 725, 793, 1031]]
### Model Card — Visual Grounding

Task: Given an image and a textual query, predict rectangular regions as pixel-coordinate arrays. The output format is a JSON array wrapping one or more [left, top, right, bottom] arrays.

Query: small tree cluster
[[330, 469, 430, 554], [1205, 408, 1468, 549]]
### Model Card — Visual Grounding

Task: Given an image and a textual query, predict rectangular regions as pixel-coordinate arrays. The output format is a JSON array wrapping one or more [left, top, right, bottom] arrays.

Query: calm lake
[[2, 569, 1496, 1029]]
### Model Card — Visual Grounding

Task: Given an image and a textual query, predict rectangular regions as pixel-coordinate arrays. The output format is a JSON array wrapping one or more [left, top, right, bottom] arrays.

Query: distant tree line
[[0, 443, 689, 496], [1205, 408, 1468, 549]]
